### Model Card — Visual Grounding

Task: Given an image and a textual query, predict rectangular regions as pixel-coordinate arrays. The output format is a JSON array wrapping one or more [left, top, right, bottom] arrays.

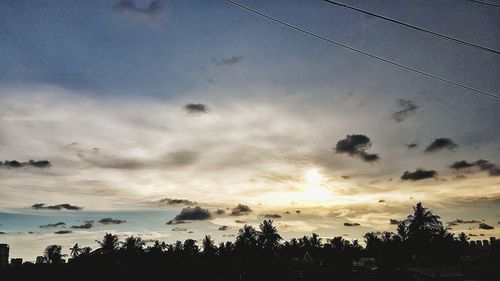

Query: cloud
[[389, 219, 402, 225], [450, 160, 475, 170], [166, 219, 189, 225], [390, 99, 418, 122], [54, 230, 72, 234], [218, 225, 229, 231], [334, 134, 380, 162], [214, 209, 225, 215], [401, 169, 437, 181], [113, 0, 162, 17], [213, 56, 244, 67], [0, 160, 51, 169], [406, 143, 418, 150], [450, 159, 500, 177], [478, 223, 494, 230], [424, 138, 457, 153], [184, 103, 209, 114], [31, 203, 82, 211], [39, 222, 66, 228], [344, 222, 360, 227], [230, 204, 252, 216], [171, 227, 187, 232], [158, 198, 196, 206], [173, 206, 212, 221], [447, 219, 481, 226], [70, 221, 94, 229], [263, 214, 282, 219], [98, 218, 126, 225]]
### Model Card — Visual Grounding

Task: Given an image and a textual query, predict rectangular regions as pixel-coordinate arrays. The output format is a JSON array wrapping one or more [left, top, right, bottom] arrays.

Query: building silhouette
[[0, 244, 9, 268], [10, 258, 22, 267]]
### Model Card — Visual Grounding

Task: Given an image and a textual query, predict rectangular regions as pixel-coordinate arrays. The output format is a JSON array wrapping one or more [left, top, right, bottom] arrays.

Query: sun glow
[[302, 169, 332, 202]]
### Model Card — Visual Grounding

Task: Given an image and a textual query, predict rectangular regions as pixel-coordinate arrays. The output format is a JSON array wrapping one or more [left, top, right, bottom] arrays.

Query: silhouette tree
[[96, 233, 120, 254], [202, 235, 216, 255], [405, 202, 443, 240], [123, 236, 145, 253], [44, 245, 63, 264], [69, 243, 82, 259], [183, 239, 199, 255], [81, 246, 92, 256], [235, 224, 258, 249], [257, 220, 282, 250]]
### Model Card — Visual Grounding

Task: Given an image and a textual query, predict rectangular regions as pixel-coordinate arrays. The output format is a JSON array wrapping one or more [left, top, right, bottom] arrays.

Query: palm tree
[[330, 236, 349, 250], [123, 236, 145, 253], [397, 222, 409, 241], [202, 235, 216, 255], [69, 243, 82, 259], [405, 202, 443, 240], [44, 245, 63, 264], [257, 220, 282, 250], [96, 233, 120, 254], [235, 224, 258, 249], [309, 233, 322, 248]]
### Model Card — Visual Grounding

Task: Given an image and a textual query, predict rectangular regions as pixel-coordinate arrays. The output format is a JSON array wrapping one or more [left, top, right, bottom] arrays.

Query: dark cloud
[[70, 221, 94, 229], [173, 206, 212, 221], [184, 103, 209, 114], [166, 219, 189, 225], [447, 219, 481, 227], [54, 230, 72, 234], [390, 99, 418, 122], [230, 204, 252, 216], [263, 214, 282, 219], [0, 232, 4, 234], [424, 138, 457, 153], [218, 225, 229, 231], [478, 223, 494, 230], [450, 159, 500, 177], [344, 222, 360, 227], [98, 218, 126, 225], [406, 143, 418, 150], [171, 227, 187, 232], [158, 198, 196, 206], [389, 219, 402, 225], [114, 0, 162, 17], [334, 134, 380, 162], [214, 209, 225, 215], [401, 169, 437, 181], [476, 159, 496, 170], [0, 160, 51, 168], [39, 222, 66, 228], [31, 203, 82, 211], [213, 56, 244, 66], [450, 160, 475, 170]]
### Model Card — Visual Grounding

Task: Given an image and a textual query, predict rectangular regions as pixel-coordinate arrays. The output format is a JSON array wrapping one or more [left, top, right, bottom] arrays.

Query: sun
[[305, 169, 322, 185], [302, 169, 332, 202]]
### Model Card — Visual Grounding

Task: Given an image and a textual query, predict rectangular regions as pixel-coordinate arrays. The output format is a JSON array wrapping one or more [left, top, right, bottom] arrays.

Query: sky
[[0, 0, 499, 261]]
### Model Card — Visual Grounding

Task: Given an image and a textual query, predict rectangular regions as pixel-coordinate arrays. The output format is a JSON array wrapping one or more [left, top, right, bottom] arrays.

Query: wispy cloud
[[390, 99, 418, 122]]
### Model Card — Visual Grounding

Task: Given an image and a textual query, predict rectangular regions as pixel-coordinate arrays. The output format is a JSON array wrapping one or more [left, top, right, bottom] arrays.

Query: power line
[[322, 0, 500, 55], [466, 0, 500, 8], [222, 0, 500, 100]]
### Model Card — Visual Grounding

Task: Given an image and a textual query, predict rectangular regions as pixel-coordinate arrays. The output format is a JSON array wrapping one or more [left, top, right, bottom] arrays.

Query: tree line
[[3, 203, 499, 281]]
